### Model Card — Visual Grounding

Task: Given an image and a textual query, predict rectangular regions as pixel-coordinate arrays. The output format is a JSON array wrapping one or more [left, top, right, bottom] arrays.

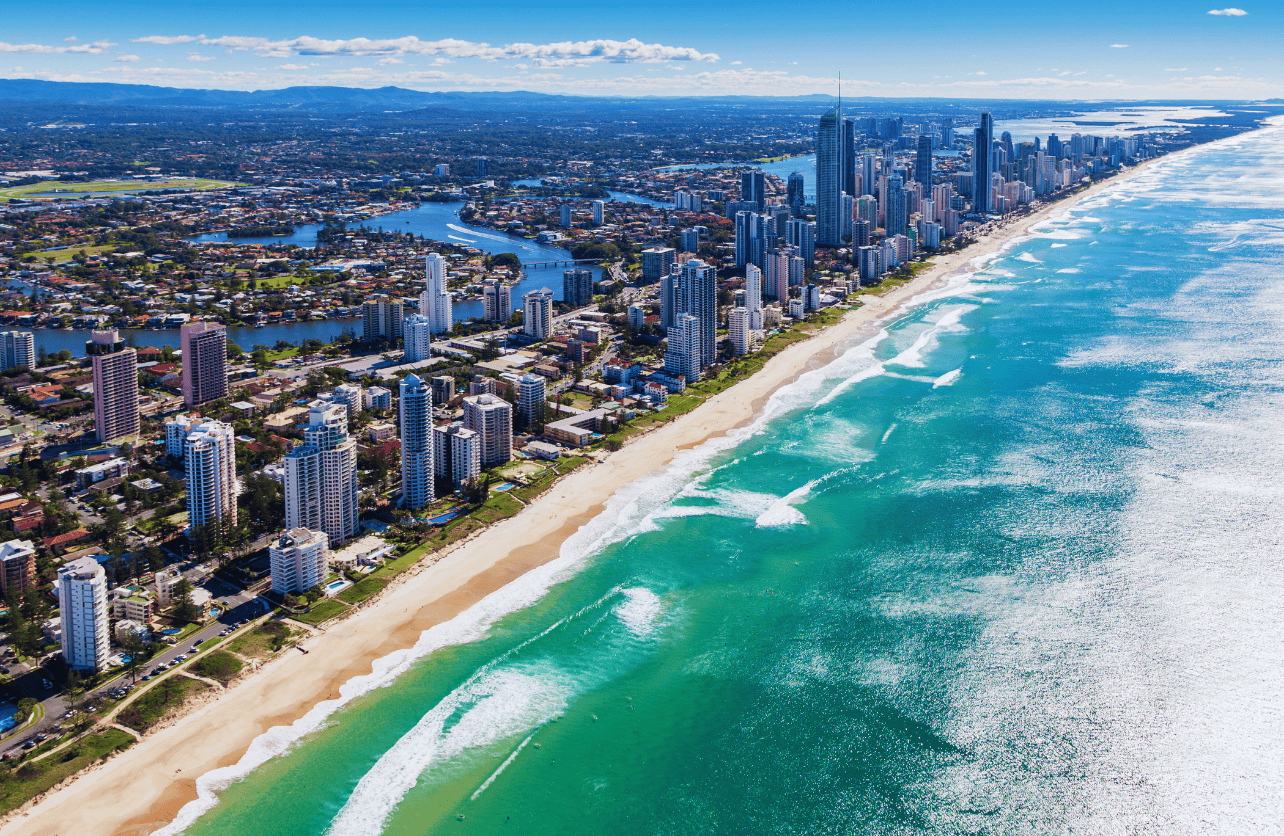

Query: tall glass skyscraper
[[973, 110, 994, 214], [816, 105, 844, 247]]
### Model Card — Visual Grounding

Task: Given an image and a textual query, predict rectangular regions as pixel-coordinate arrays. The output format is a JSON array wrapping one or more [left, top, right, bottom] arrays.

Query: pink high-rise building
[[88, 330, 138, 443], [181, 321, 229, 408]]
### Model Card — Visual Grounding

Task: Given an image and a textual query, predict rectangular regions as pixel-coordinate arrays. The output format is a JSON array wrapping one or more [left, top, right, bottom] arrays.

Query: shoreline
[[0, 156, 1163, 836]]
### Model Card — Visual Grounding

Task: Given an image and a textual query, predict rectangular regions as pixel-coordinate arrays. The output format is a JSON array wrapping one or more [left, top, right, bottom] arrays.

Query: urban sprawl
[[0, 102, 1183, 792]]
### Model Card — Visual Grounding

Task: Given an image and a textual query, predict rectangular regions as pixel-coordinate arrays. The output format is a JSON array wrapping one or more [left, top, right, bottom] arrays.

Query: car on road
[[40, 679, 51, 689]]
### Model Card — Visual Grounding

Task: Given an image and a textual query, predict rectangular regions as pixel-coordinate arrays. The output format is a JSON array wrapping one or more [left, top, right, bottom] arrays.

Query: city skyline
[[0, 2, 1270, 98]]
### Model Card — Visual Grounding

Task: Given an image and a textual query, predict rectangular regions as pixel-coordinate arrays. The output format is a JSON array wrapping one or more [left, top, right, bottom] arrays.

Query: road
[[0, 571, 270, 757]]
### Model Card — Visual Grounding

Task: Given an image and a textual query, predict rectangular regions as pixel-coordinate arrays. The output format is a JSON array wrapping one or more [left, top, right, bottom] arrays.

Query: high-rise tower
[[88, 330, 138, 443], [973, 111, 994, 214], [180, 321, 228, 408], [816, 103, 844, 247]]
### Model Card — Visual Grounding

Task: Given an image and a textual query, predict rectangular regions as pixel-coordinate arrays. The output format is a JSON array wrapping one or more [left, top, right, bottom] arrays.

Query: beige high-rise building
[[181, 321, 229, 408], [183, 419, 239, 534], [462, 393, 512, 466], [88, 330, 139, 443], [285, 402, 358, 546]]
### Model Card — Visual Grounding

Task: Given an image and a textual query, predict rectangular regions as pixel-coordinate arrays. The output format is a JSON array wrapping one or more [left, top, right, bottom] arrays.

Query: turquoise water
[[166, 123, 1284, 835]]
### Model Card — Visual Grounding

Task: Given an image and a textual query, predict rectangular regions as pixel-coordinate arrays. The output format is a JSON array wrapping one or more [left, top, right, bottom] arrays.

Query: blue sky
[[1, 1, 1274, 98]]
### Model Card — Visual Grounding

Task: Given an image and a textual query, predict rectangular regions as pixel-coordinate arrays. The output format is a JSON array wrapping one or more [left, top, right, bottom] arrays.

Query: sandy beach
[[0, 159, 1159, 836]]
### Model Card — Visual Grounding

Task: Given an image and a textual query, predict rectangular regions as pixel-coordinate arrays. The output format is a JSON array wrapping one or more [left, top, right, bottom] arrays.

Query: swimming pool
[[323, 579, 352, 597]]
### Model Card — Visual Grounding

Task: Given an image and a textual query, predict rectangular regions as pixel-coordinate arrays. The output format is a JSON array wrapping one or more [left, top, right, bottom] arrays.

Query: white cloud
[[0, 39, 115, 55], [63, 36, 77, 43], [376, 57, 402, 65], [731, 60, 741, 65], [1166, 67, 1189, 71], [133, 35, 204, 44], [1110, 44, 1129, 48], [186, 53, 214, 62], [115, 54, 141, 63], [275, 63, 311, 71], [1207, 8, 1248, 15], [132, 34, 719, 65]]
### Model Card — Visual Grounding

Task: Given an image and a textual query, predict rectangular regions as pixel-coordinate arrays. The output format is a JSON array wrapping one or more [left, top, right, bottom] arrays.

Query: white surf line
[[470, 735, 534, 801]]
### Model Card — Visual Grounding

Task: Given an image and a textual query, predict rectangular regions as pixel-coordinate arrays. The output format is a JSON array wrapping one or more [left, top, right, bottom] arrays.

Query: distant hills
[[0, 80, 845, 114]]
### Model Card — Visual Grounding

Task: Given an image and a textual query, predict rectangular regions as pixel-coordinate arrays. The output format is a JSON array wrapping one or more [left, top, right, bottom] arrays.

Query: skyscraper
[[88, 330, 138, 443], [483, 282, 511, 323], [744, 264, 764, 331], [58, 556, 109, 671], [562, 269, 594, 309], [523, 288, 554, 340], [423, 253, 453, 335], [463, 393, 513, 466], [641, 247, 676, 282], [735, 211, 767, 269], [403, 313, 433, 363], [786, 219, 816, 265], [516, 373, 546, 430], [915, 135, 933, 195], [741, 170, 766, 212], [680, 228, 701, 253], [816, 105, 844, 247], [664, 314, 703, 382], [0, 331, 34, 371], [672, 259, 717, 368], [786, 173, 806, 214], [592, 200, 605, 225], [362, 296, 404, 344], [183, 419, 239, 535], [973, 111, 994, 214], [180, 321, 228, 409], [433, 422, 481, 491], [843, 118, 858, 196], [729, 307, 751, 356], [399, 373, 434, 510], [884, 177, 908, 237], [285, 402, 358, 546]]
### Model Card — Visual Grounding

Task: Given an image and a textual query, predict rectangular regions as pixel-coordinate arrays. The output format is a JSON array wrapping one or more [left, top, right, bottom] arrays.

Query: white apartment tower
[[744, 264, 764, 331], [399, 373, 434, 510], [269, 528, 329, 596], [729, 307, 751, 356], [184, 419, 239, 534], [483, 282, 511, 323], [403, 313, 433, 363], [423, 253, 453, 334], [88, 329, 139, 443], [58, 557, 109, 671], [0, 331, 34, 371], [463, 393, 512, 466], [165, 413, 200, 458], [433, 422, 481, 491], [285, 402, 359, 546], [516, 373, 546, 429], [180, 321, 229, 408], [523, 288, 554, 340]]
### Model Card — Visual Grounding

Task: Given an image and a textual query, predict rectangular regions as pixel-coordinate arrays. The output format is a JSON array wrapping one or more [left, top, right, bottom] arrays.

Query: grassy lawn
[[264, 345, 300, 361], [256, 273, 304, 289], [337, 576, 389, 605], [226, 621, 293, 659], [292, 599, 349, 625], [117, 677, 211, 732], [0, 729, 134, 815], [0, 177, 242, 203], [189, 650, 243, 684], [31, 243, 118, 264]]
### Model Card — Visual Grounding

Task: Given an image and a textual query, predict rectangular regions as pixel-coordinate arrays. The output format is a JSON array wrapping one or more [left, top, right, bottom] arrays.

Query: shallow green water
[[170, 123, 1284, 836]]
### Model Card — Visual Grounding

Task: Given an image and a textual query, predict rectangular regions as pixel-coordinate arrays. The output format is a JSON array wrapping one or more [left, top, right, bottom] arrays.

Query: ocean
[[165, 121, 1284, 836]]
